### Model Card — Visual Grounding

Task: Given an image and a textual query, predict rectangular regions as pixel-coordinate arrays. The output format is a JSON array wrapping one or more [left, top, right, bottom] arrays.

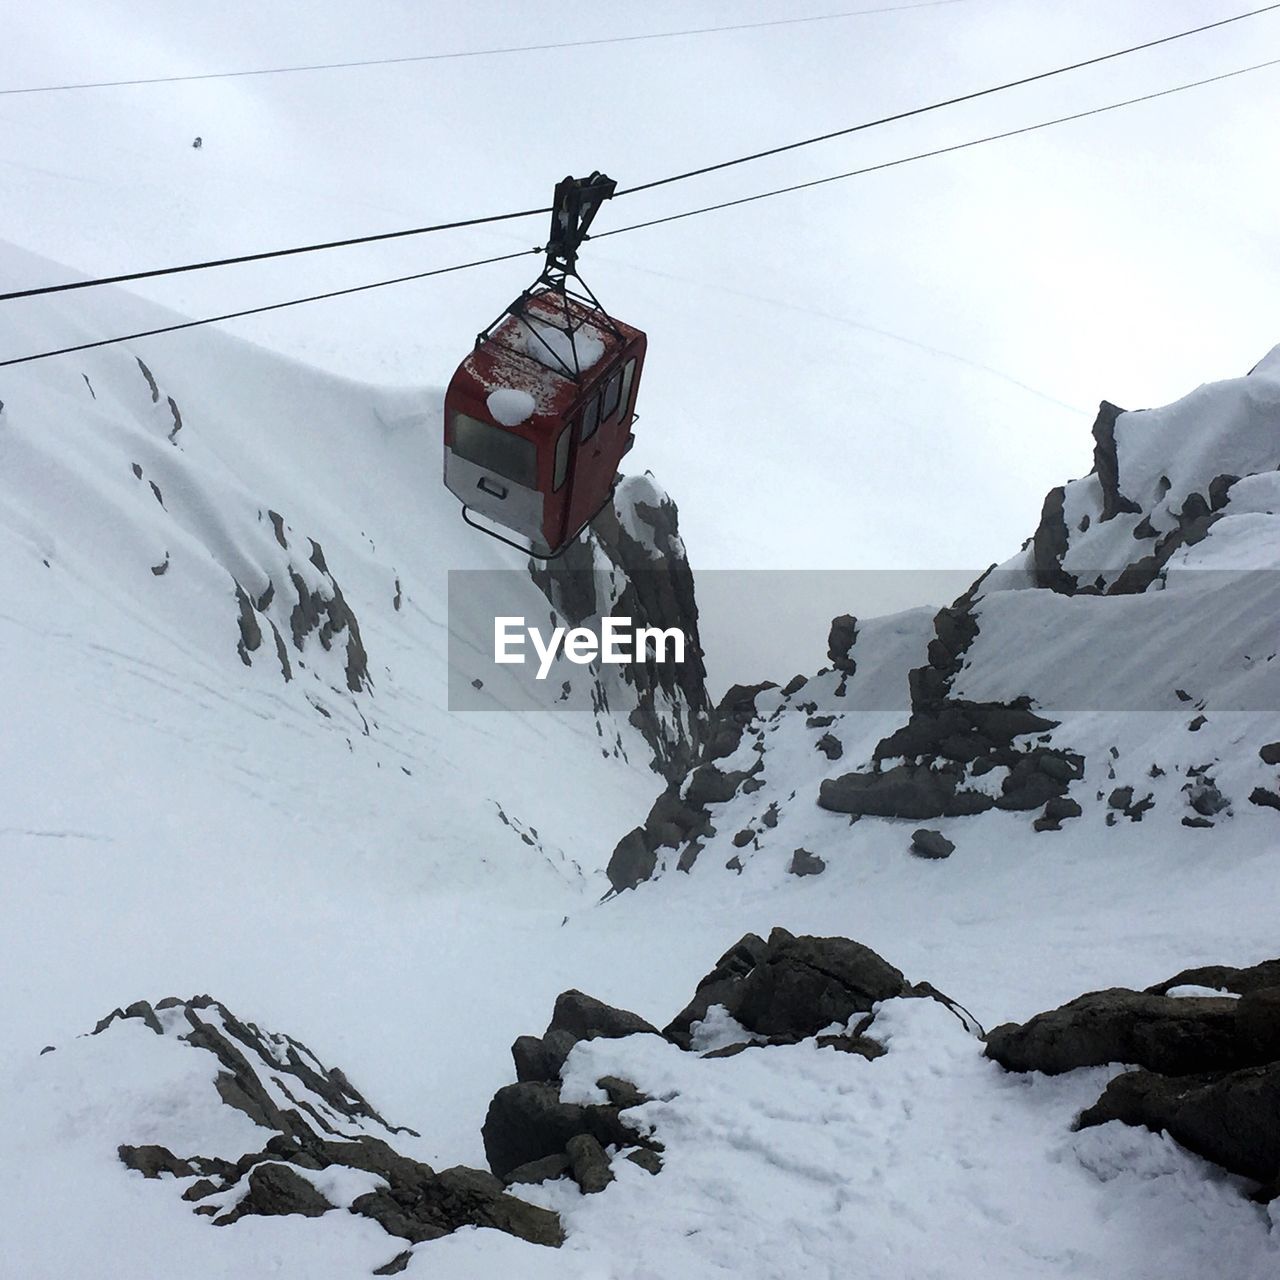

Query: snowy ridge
[[610, 351, 1280, 894]]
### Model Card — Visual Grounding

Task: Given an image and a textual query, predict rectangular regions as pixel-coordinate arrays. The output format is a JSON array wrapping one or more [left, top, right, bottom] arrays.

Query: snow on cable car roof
[[456, 290, 639, 430]]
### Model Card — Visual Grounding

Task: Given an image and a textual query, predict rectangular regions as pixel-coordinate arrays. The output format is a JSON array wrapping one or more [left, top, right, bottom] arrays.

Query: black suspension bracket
[[541, 171, 617, 282]]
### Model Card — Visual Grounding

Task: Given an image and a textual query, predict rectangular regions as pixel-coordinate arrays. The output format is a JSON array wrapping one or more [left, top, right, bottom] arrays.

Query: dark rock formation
[[827, 614, 858, 674], [481, 1082, 642, 1183], [910, 829, 954, 859], [1077, 1062, 1280, 1196], [985, 990, 1272, 1076], [989, 956, 1280, 1201], [819, 762, 995, 819], [606, 685, 772, 890], [788, 847, 826, 877], [531, 481, 710, 783], [1089, 401, 1141, 521], [94, 997, 563, 1254]]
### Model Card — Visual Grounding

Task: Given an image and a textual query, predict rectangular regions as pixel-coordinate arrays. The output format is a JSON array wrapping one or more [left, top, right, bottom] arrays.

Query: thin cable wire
[[596, 58, 1280, 240], [0, 1, 968, 96], [0, 248, 540, 369], [615, 1, 1280, 196], [0, 205, 551, 303], [2, 54, 1276, 370], [4, 3, 1275, 305]]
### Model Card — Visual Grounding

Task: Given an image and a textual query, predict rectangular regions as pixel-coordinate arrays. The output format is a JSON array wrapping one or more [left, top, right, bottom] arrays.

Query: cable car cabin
[[444, 286, 646, 557]]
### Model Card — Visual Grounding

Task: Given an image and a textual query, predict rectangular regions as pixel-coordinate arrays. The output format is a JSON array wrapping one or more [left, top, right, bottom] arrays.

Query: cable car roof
[[451, 288, 644, 435]]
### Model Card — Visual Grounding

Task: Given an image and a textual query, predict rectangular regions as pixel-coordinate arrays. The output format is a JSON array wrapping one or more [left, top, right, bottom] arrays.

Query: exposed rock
[[702, 683, 775, 763], [625, 1148, 663, 1175], [216, 1162, 332, 1224], [787, 847, 826, 877], [910, 829, 954, 859], [504, 1152, 571, 1186], [1090, 401, 1141, 521], [1035, 794, 1083, 831], [986, 988, 1278, 1076], [481, 1082, 634, 1182], [663, 932, 772, 1049], [814, 1033, 887, 1060], [733, 933, 908, 1040], [512, 1030, 579, 1084], [606, 827, 659, 893], [815, 733, 843, 760], [1250, 786, 1280, 812], [1077, 1061, 1280, 1190], [548, 990, 658, 1043], [1260, 742, 1280, 766], [819, 762, 994, 819], [1147, 958, 1280, 997], [95, 997, 563, 1251], [566, 1133, 614, 1194], [530, 481, 710, 782], [511, 991, 657, 1086], [827, 614, 858, 674], [1031, 485, 1077, 593]]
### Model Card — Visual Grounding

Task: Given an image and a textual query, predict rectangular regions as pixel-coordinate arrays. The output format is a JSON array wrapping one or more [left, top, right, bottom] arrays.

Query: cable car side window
[[619, 358, 637, 422], [451, 412, 537, 488], [552, 423, 572, 491], [579, 393, 601, 443], [601, 367, 623, 422]]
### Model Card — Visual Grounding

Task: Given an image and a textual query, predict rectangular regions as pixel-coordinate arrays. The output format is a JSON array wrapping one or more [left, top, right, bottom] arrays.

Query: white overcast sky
[[3, 1, 1278, 684]]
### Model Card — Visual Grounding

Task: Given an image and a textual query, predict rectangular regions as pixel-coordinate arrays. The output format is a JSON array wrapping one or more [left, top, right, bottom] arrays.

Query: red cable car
[[443, 174, 646, 558]]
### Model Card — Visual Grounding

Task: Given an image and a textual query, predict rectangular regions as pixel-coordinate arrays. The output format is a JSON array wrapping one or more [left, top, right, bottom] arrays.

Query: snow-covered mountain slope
[[0, 240, 707, 1163], [4, 240, 1280, 1280], [609, 352, 1280, 1005]]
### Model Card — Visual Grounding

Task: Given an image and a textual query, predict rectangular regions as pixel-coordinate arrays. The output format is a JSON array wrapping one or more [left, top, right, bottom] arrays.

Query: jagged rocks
[[703, 682, 776, 762], [664, 932, 772, 1049], [1090, 400, 1141, 521], [606, 746, 763, 892], [827, 614, 858, 674], [1146, 958, 1280, 997], [733, 933, 908, 1039], [1034, 795, 1083, 832], [512, 990, 658, 1083], [92, 997, 564, 1255], [530, 477, 710, 783]]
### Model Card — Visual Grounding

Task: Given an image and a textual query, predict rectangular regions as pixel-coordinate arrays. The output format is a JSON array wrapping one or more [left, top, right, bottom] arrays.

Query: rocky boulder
[[985, 989, 1277, 1076]]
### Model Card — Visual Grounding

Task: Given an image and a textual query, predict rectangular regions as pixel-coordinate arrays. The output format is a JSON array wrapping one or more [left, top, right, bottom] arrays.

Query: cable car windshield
[[451, 412, 537, 488]]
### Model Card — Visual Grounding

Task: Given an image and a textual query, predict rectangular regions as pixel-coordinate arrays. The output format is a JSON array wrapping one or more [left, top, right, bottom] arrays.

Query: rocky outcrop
[[484, 990, 663, 1190], [1077, 1061, 1280, 1196], [532, 476, 709, 782], [985, 990, 1272, 1077], [663, 928, 978, 1049], [605, 683, 770, 891], [88, 997, 563, 1267], [987, 957, 1280, 1202]]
